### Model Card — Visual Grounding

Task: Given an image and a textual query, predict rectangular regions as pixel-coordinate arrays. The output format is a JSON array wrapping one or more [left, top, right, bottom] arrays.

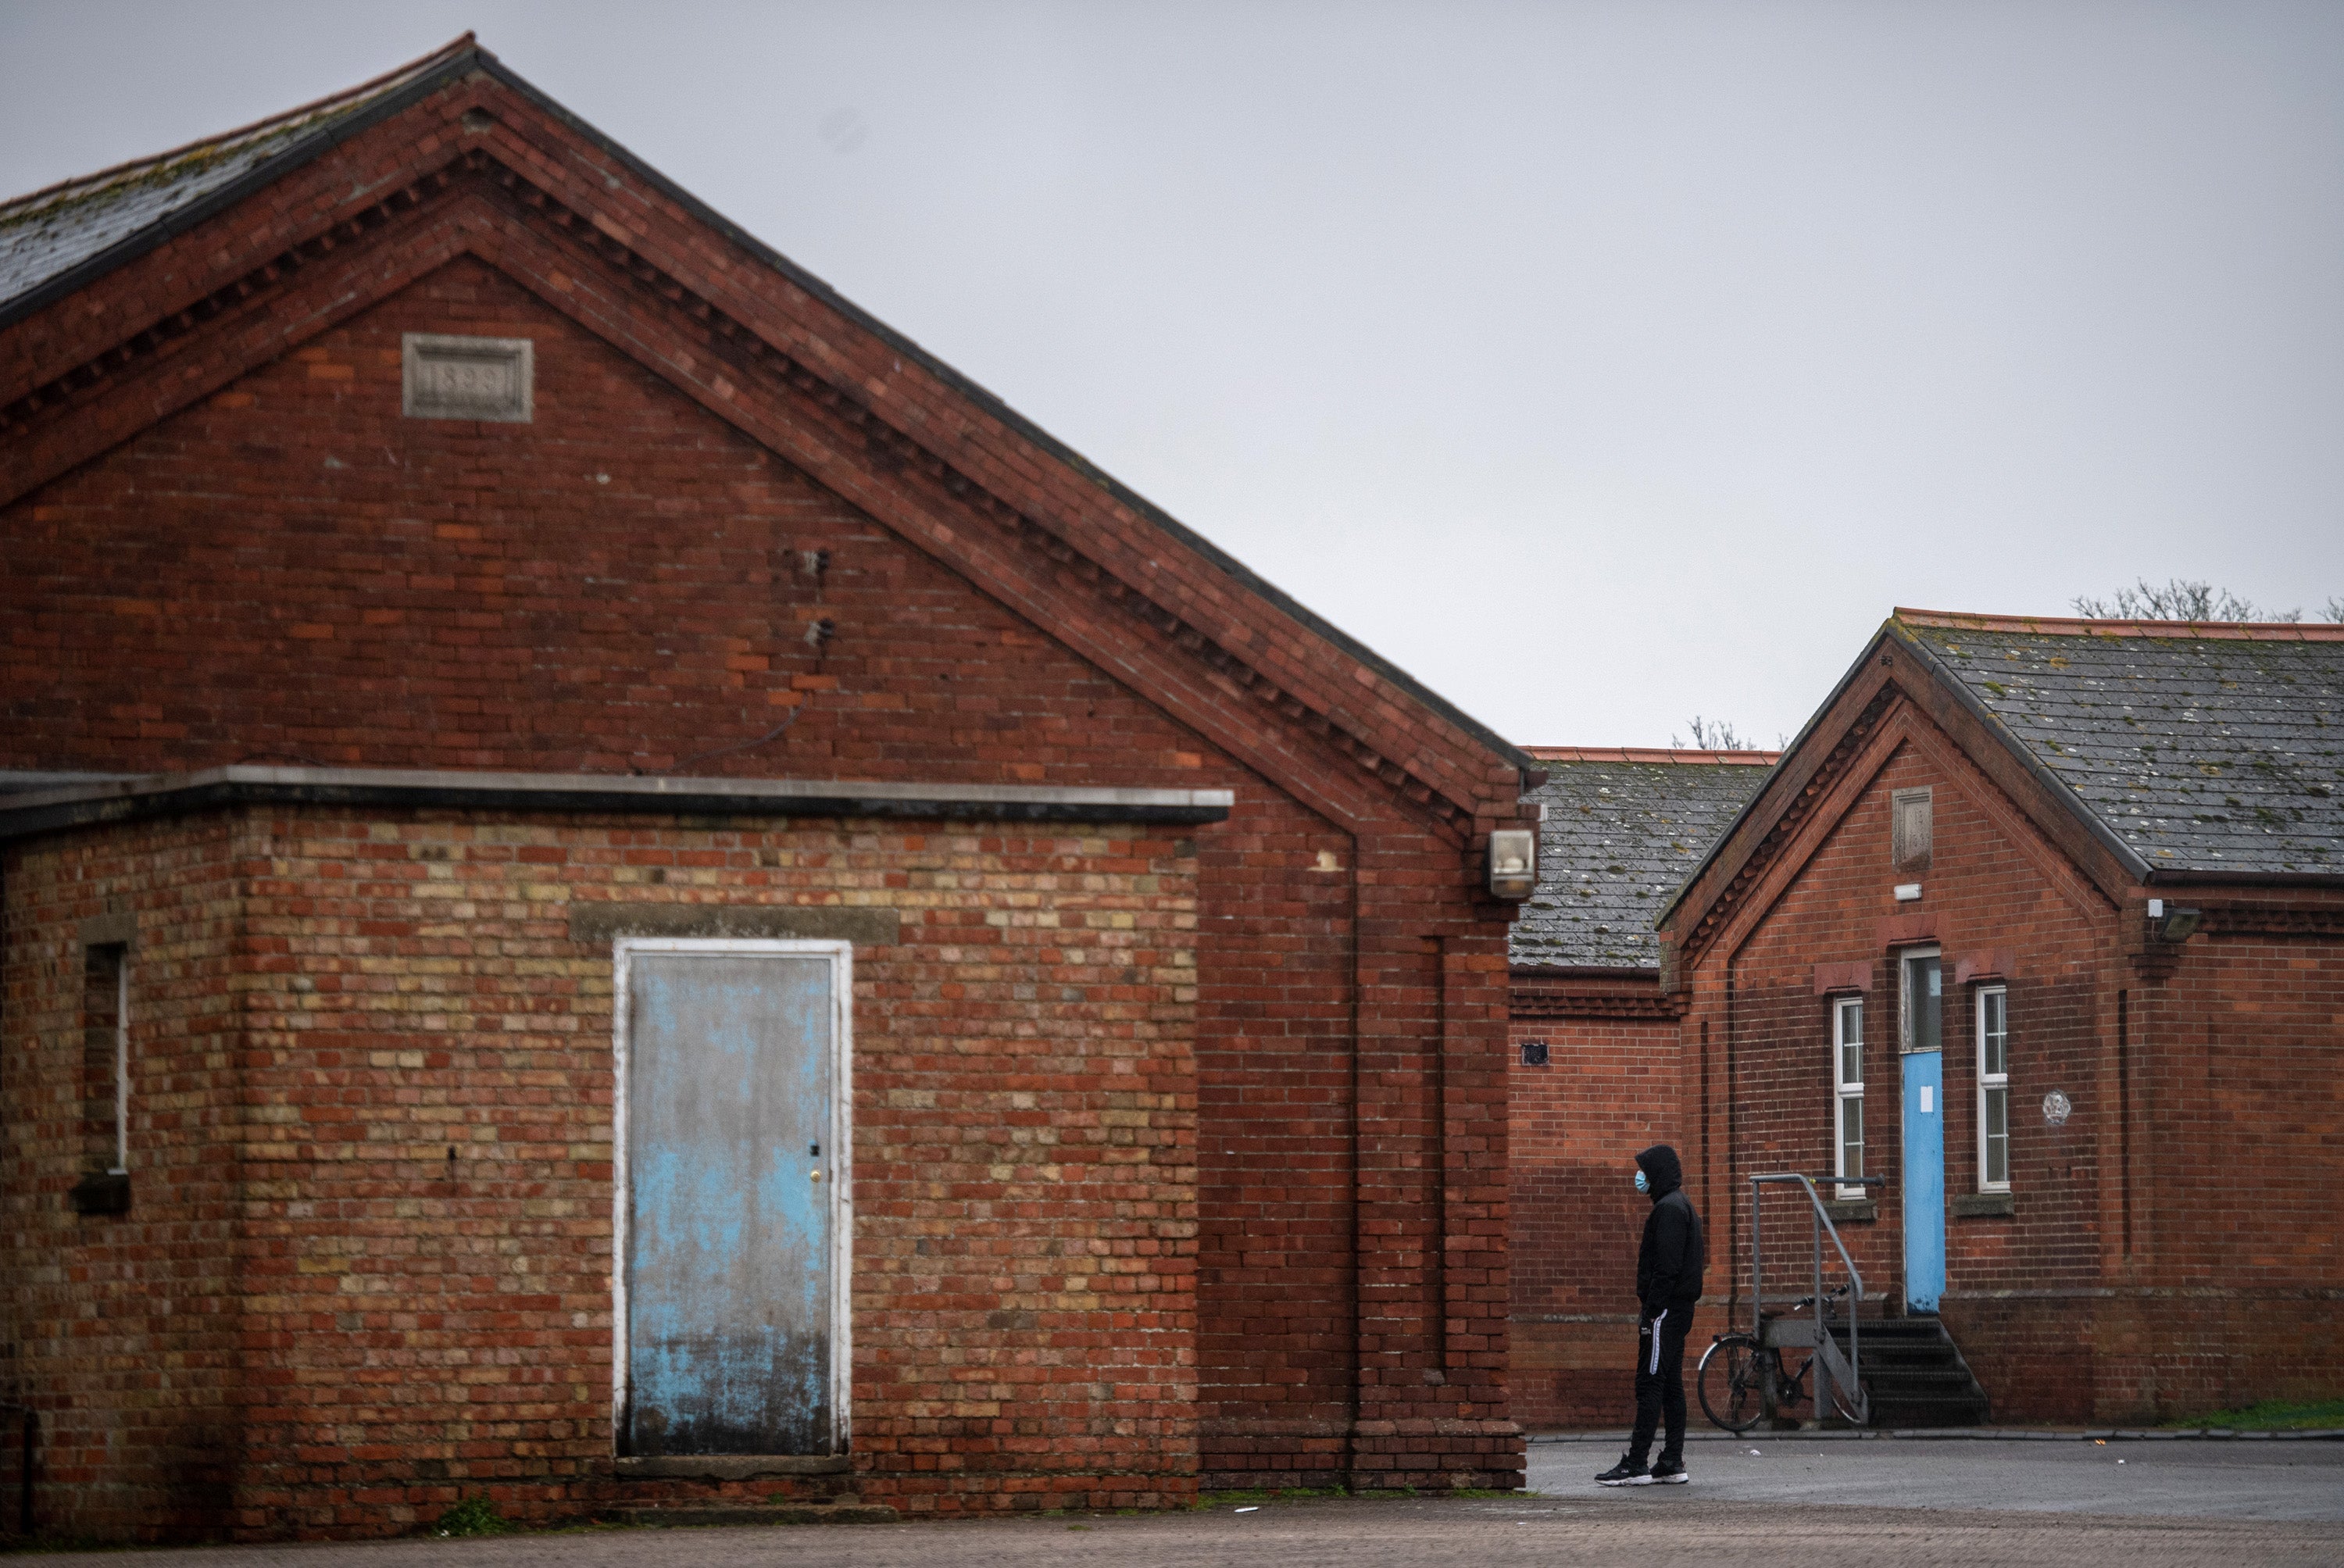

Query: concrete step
[[1821, 1317, 1992, 1427], [602, 1501, 899, 1528]]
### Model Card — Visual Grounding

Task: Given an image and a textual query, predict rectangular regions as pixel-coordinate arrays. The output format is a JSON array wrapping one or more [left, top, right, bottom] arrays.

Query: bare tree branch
[[1671, 716, 1764, 751], [2071, 577, 2302, 623]]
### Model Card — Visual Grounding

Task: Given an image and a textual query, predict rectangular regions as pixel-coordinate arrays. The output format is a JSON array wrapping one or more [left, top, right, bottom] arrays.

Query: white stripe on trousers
[[1648, 1308, 1667, 1374]]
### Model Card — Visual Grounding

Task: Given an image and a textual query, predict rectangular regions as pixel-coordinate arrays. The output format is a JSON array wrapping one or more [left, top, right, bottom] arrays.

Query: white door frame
[[610, 937, 855, 1453]]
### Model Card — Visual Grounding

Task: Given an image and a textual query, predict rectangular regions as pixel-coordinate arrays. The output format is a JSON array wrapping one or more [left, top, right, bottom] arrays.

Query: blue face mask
[[1634, 1169, 1649, 1195]]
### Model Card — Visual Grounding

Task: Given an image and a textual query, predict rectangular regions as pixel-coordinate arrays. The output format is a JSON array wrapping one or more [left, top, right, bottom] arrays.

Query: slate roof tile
[[1901, 611, 2344, 879], [1513, 748, 1777, 970], [0, 38, 470, 316]]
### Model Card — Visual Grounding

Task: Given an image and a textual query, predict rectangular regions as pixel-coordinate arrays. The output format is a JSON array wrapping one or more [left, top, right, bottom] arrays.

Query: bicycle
[[1695, 1288, 1863, 1434]]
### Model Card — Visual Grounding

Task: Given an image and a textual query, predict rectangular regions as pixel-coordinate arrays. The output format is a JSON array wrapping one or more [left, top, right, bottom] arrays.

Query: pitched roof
[[0, 38, 477, 323], [1896, 609, 2344, 880], [0, 38, 1534, 791], [1514, 748, 1778, 970]]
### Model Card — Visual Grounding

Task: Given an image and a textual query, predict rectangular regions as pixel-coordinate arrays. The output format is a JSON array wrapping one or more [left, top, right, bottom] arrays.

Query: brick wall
[[3, 804, 1203, 1538], [1674, 704, 2344, 1424], [1506, 989, 1701, 1430], [3, 243, 1523, 1530], [1703, 733, 2117, 1423], [0, 816, 247, 1539]]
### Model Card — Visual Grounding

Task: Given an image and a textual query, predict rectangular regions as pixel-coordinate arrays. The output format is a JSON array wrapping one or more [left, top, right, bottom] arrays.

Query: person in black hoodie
[[1595, 1143, 1703, 1486]]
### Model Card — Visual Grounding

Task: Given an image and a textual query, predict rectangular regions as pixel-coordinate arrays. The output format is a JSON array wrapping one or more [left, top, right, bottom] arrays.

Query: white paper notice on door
[[1920, 1086, 1934, 1114]]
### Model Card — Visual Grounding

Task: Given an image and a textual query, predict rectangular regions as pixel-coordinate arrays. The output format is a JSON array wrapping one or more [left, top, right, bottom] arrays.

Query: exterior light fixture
[[1488, 829, 1536, 899], [1893, 883, 1923, 902], [2147, 899, 2200, 943]]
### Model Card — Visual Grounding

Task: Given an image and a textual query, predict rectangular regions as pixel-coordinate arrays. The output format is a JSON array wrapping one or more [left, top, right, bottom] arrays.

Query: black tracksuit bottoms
[[1630, 1300, 1695, 1466]]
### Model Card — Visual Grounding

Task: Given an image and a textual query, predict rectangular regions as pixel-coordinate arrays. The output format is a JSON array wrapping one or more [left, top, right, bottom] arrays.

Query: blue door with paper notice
[[1899, 948, 1946, 1313]]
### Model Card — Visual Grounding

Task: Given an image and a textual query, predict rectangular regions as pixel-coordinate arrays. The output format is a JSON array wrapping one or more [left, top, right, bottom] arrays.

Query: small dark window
[[1520, 1039, 1550, 1067], [82, 942, 127, 1173], [1892, 787, 1933, 871]]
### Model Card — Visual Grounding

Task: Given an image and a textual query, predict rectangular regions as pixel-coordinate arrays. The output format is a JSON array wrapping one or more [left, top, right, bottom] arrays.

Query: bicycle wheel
[[1697, 1334, 1763, 1434]]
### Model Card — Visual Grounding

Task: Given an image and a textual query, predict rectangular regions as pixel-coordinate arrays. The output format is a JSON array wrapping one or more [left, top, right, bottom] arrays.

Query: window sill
[[1953, 1191, 2013, 1219], [1822, 1198, 1876, 1223]]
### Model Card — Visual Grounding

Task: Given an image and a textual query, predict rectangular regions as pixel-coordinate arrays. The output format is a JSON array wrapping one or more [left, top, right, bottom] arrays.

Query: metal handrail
[[1750, 1173, 1883, 1426]]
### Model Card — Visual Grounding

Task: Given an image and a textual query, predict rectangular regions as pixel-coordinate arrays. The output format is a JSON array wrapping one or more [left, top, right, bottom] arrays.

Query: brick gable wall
[[1666, 695, 2344, 1426], [1716, 739, 2110, 1312], [4, 248, 1521, 1534], [4, 259, 1223, 784]]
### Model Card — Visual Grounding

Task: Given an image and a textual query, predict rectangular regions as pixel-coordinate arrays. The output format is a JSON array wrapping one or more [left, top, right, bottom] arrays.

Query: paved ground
[[16, 1492, 2342, 1568], [16, 1439, 2342, 1568], [1528, 1434, 2344, 1523]]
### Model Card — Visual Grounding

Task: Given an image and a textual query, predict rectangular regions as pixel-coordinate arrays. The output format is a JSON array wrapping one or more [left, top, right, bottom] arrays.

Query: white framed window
[[1977, 984, 2010, 1191], [1833, 996, 1865, 1198], [1900, 945, 1942, 1053]]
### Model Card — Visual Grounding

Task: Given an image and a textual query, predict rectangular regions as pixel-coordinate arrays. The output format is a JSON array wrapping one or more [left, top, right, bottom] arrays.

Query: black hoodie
[[1635, 1143, 1704, 1316]]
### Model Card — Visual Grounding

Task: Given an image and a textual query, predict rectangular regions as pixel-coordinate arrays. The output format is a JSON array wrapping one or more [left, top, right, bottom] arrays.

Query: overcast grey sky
[[5, 2, 2339, 748]]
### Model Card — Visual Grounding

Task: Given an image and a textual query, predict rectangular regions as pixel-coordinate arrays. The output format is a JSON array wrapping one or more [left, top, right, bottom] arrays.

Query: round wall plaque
[[2042, 1089, 2073, 1127]]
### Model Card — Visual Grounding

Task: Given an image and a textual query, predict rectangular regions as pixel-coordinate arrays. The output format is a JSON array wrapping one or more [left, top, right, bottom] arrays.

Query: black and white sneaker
[[1649, 1459, 1691, 1484], [1594, 1455, 1653, 1487]]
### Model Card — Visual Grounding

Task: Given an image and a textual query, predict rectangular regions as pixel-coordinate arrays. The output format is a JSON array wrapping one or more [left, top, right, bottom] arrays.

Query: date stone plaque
[[402, 333, 534, 422]]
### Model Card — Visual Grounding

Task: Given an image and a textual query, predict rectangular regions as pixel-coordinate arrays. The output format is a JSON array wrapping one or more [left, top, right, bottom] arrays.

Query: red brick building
[[1505, 748, 1775, 1430], [0, 39, 1541, 1539], [1657, 609, 2344, 1425]]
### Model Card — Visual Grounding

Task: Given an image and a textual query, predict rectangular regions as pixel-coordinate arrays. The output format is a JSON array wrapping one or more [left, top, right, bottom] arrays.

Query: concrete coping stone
[[0, 764, 1238, 842], [614, 1455, 854, 1479]]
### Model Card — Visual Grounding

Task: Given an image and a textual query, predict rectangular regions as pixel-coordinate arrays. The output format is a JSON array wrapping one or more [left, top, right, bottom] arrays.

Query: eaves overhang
[[0, 765, 1236, 844]]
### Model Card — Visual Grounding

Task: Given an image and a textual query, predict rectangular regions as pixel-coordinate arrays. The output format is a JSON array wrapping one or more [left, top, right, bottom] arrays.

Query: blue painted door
[[625, 950, 836, 1455], [1899, 951, 1946, 1313]]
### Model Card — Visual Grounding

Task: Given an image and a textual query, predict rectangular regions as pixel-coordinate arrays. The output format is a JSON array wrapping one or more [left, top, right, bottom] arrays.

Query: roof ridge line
[[1896, 606, 2344, 642], [0, 32, 479, 217], [1523, 746, 1781, 764]]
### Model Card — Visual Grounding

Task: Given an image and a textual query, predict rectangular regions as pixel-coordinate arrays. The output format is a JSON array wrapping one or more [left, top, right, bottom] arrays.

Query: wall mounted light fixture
[[1488, 829, 1536, 899]]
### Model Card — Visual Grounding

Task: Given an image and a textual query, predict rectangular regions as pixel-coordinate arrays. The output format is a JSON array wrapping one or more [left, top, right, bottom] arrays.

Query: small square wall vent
[[402, 333, 534, 422]]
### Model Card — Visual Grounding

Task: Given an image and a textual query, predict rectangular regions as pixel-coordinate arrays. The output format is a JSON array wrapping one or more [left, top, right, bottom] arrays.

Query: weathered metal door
[[616, 940, 850, 1455], [1899, 948, 1946, 1313]]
